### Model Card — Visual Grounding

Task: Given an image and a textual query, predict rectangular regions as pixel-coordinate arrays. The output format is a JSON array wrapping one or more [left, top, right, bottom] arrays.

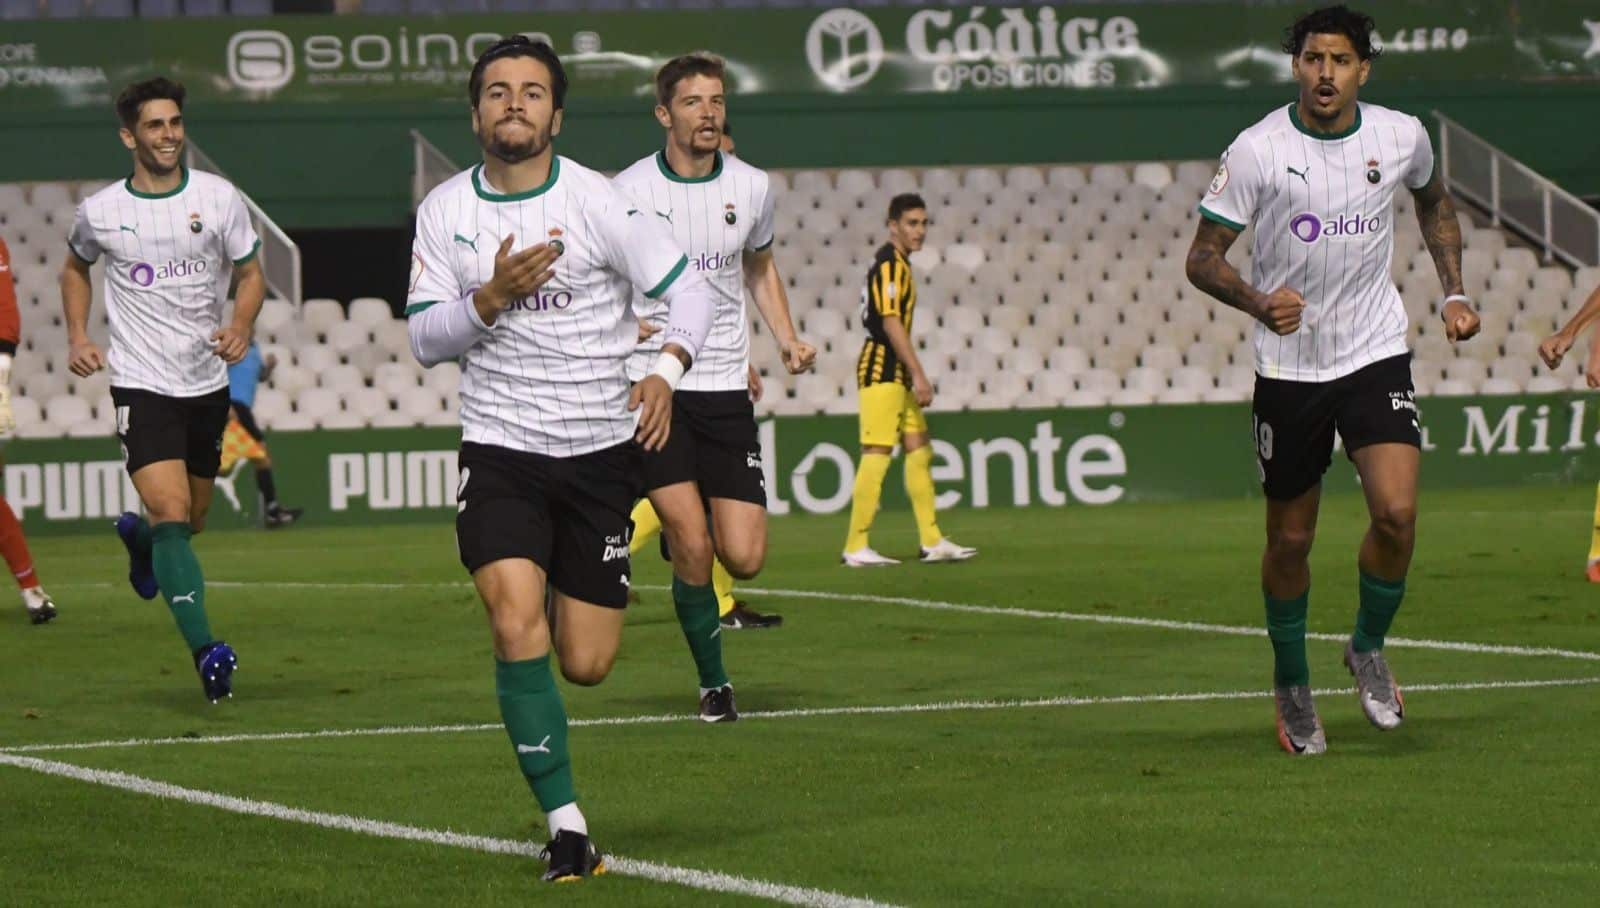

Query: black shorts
[[455, 440, 642, 609], [111, 386, 231, 479], [1252, 353, 1421, 501], [640, 390, 766, 506], [231, 401, 265, 442]]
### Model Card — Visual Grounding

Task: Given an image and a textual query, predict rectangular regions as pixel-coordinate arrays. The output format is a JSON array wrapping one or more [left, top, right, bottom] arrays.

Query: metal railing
[[411, 130, 461, 211], [1435, 111, 1600, 269], [185, 140, 303, 307]]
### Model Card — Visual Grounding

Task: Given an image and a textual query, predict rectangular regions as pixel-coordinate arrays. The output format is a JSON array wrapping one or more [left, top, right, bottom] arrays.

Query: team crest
[[548, 227, 565, 256], [724, 203, 737, 225], [1209, 161, 1229, 196], [1366, 158, 1381, 184], [189, 212, 203, 234]]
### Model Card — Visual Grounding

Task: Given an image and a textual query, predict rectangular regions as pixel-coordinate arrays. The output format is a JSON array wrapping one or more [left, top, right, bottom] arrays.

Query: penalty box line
[[5, 676, 1598, 756], [0, 752, 897, 908]]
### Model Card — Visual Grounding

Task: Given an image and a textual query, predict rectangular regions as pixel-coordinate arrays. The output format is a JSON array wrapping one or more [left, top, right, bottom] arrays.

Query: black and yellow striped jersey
[[856, 243, 917, 388]]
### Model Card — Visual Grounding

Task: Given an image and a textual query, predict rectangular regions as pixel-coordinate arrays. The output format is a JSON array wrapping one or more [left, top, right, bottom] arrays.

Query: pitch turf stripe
[[6, 676, 1596, 755], [732, 586, 1600, 663], [0, 754, 897, 908], [53, 580, 1600, 663]]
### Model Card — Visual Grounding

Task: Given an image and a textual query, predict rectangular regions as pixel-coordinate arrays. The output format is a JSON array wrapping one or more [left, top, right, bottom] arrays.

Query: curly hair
[[1283, 5, 1382, 61]]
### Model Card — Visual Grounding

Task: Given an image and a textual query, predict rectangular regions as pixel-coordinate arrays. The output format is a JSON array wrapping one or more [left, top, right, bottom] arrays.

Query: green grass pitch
[[2, 485, 1598, 905]]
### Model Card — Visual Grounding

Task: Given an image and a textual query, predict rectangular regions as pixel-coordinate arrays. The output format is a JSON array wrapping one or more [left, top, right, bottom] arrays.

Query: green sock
[[1264, 589, 1310, 687], [132, 515, 154, 558], [496, 655, 576, 812], [1353, 570, 1406, 653], [673, 575, 728, 689], [151, 522, 212, 653]]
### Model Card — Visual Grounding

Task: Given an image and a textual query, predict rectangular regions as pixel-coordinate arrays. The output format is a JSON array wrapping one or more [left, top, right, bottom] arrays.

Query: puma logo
[[453, 232, 479, 252], [516, 735, 552, 755], [655, 210, 673, 225], [171, 591, 197, 606], [119, 224, 139, 236], [1286, 165, 1311, 186]]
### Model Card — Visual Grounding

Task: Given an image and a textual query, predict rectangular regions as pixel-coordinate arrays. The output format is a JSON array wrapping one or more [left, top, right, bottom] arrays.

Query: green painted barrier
[[5, 393, 1597, 536]]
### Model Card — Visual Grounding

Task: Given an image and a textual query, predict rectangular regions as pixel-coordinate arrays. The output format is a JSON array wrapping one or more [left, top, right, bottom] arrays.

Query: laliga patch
[[409, 252, 424, 293], [1209, 162, 1229, 196]]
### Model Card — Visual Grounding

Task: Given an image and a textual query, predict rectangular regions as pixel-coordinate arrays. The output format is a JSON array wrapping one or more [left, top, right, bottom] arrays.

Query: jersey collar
[[124, 165, 189, 200], [472, 157, 561, 202], [1288, 102, 1362, 141], [655, 149, 723, 184]]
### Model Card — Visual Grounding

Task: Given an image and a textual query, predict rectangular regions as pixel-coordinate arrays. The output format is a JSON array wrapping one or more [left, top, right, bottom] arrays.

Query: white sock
[[698, 683, 731, 699], [546, 802, 587, 839]]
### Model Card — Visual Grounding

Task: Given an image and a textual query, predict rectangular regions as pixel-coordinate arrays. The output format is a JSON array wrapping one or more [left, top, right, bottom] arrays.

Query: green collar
[[473, 157, 561, 202], [1288, 102, 1362, 141], [124, 165, 189, 200], [656, 149, 723, 184]]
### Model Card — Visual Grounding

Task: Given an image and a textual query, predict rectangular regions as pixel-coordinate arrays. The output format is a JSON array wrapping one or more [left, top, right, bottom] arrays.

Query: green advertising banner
[[1, 3, 1598, 111], [5, 394, 1599, 536]]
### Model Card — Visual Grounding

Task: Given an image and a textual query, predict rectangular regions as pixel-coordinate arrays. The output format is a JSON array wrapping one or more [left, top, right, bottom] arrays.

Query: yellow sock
[[1588, 481, 1600, 567], [713, 559, 736, 617], [629, 499, 661, 555], [845, 452, 892, 553], [904, 446, 943, 548]]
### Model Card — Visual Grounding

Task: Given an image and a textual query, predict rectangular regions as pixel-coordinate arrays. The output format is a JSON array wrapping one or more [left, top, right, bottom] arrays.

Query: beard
[[478, 117, 549, 164], [135, 139, 184, 176]]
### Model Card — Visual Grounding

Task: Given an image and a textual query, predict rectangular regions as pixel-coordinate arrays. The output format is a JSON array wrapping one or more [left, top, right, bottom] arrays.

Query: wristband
[[650, 351, 686, 391], [1442, 294, 1472, 307]]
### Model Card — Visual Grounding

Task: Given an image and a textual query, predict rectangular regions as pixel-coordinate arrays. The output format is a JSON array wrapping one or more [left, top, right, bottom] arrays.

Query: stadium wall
[[6, 82, 1600, 230], [6, 394, 1597, 536]]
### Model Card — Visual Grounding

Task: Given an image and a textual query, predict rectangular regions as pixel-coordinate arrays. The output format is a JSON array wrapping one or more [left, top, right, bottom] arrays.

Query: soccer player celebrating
[[1537, 277, 1600, 579], [0, 234, 58, 624], [61, 77, 265, 700], [615, 54, 817, 705], [406, 38, 713, 882], [1186, 5, 1480, 755], [842, 194, 976, 567]]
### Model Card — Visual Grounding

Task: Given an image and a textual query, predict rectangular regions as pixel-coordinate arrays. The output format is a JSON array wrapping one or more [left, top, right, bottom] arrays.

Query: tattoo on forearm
[[1417, 192, 1464, 297], [1186, 239, 1261, 317]]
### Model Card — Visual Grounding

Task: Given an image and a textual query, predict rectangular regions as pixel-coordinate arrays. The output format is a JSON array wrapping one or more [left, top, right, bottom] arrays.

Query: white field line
[[6, 676, 1597, 756], [48, 580, 1600, 663], [0, 754, 895, 908]]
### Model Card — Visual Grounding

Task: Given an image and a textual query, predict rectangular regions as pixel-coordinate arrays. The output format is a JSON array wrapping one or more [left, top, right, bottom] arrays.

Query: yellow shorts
[[858, 382, 928, 448], [218, 418, 266, 474]]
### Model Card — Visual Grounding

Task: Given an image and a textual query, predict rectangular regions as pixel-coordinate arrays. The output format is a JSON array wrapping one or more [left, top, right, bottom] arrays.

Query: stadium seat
[[44, 394, 93, 434], [1140, 344, 1184, 373], [1132, 163, 1173, 192], [1123, 367, 1168, 395], [1501, 333, 1540, 360], [1203, 386, 1249, 404], [1005, 166, 1046, 193], [1479, 377, 1521, 396], [325, 321, 371, 358], [20, 370, 69, 402], [318, 365, 365, 392], [253, 388, 291, 424], [423, 362, 461, 397], [348, 297, 393, 326], [373, 362, 420, 396], [1526, 375, 1568, 394], [878, 168, 918, 196], [1432, 379, 1474, 397], [302, 298, 346, 337], [296, 344, 341, 374]]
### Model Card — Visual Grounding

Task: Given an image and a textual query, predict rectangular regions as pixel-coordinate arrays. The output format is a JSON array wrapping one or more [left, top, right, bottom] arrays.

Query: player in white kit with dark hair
[[406, 37, 714, 883], [61, 76, 266, 704], [615, 53, 816, 720], [1185, 5, 1480, 756]]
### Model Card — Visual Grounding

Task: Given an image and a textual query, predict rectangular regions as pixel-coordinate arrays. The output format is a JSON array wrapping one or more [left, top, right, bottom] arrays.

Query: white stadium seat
[[348, 297, 394, 327]]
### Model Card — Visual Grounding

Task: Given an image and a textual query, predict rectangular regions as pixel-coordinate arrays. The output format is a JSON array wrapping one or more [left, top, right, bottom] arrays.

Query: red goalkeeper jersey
[[0, 237, 19, 354]]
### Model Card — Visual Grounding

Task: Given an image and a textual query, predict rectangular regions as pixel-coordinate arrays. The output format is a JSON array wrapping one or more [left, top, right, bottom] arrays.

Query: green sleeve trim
[[644, 255, 689, 300], [67, 242, 95, 265], [750, 236, 775, 253], [232, 238, 262, 266], [404, 301, 440, 317], [1198, 206, 1246, 231]]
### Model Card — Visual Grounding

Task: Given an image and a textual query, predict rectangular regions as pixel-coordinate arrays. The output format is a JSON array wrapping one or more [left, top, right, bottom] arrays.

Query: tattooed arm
[[1412, 173, 1480, 342], [1185, 218, 1304, 335]]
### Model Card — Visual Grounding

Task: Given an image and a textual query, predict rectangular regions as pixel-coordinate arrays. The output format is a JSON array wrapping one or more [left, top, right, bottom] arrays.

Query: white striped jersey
[[615, 151, 775, 392], [67, 167, 261, 397], [1199, 102, 1434, 382], [406, 157, 690, 458]]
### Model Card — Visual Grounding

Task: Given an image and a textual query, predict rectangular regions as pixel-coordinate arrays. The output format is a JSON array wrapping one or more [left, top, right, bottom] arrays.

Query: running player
[[1537, 275, 1600, 579], [62, 77, 266, 700], [1185, 5, 1480, 755], [616, 54, 817, 701], [0, 234, 58, 624], [842, 193, 977, 566], [406, 37, 713, 882], [224, 341, 302, 528]]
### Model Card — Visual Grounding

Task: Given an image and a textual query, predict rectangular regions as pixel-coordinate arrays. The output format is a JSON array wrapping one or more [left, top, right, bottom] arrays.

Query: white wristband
[[1442, 294, 1472, 306], [650, 351, 686, 391]]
